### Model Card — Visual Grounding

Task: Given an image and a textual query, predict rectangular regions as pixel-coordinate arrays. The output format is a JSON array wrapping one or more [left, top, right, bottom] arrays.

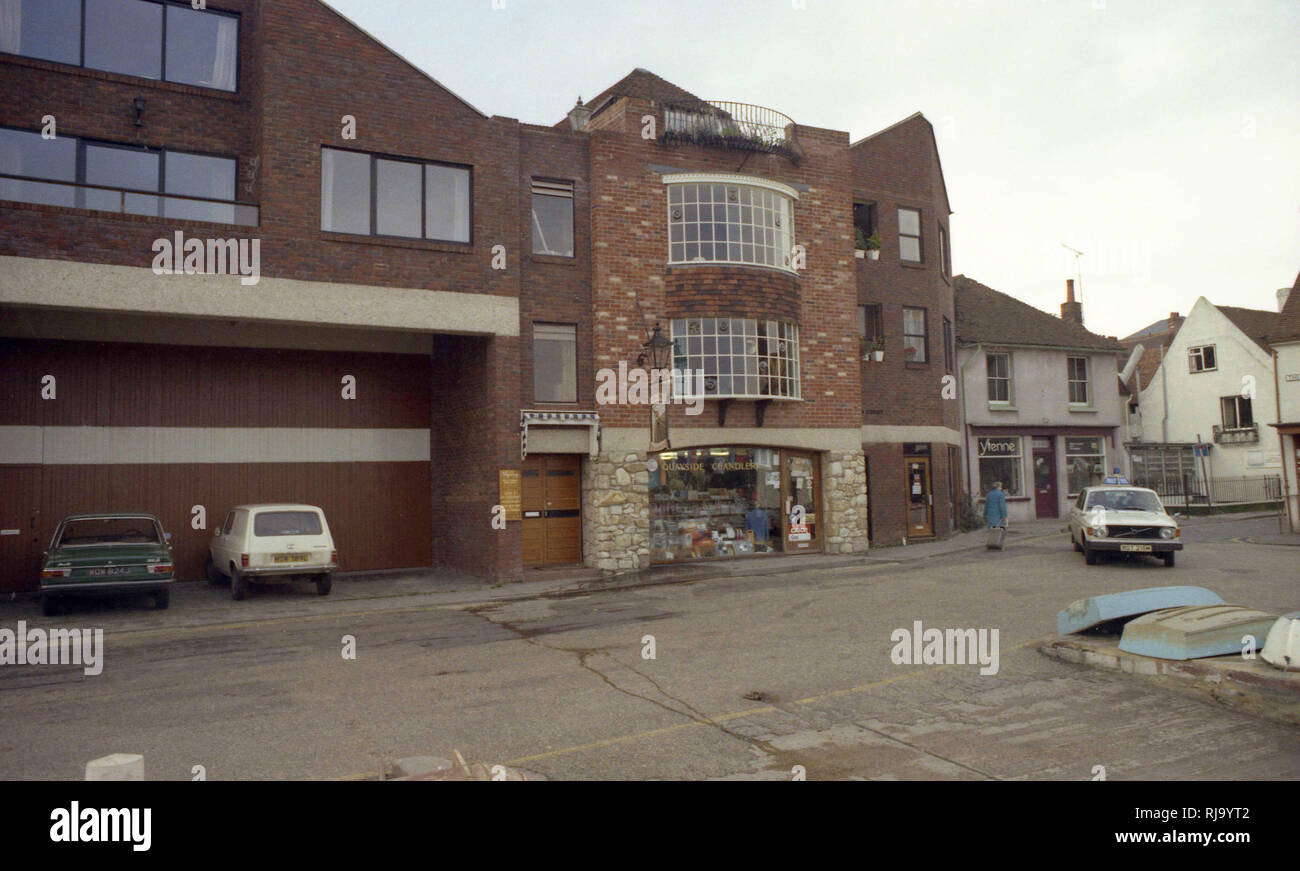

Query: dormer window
[[664, 173, 797, 272]]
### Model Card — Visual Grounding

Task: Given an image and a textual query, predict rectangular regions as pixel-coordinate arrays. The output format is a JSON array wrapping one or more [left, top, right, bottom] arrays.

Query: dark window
[[903, 307, 927, 362], [942, 316, 953, 371], [1221, 396, 1253, 429], [1189, 344, 1217, 372], [321, 151, 471, 242], [852, 201, 876, 246], [0, 0, 82, 64], [375, 158, 423, 238], [987, 353, 1010, 402], [84, 0, 163, 80], [253, 511, 324, 537], [858, 304, 883, 342], [164, 2, 238, 90], [938, 224, 949, 277], [899, 207, 922, 262], [1067, 356, 1090, 404], [532, 179, 575, 257]]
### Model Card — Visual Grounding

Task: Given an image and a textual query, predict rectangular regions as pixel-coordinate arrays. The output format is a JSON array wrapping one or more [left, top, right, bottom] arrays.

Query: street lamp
[[639, 322, 672, 371]]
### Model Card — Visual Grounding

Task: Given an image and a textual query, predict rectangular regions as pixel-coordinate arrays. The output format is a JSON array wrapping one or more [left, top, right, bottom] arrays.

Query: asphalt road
[[1, 523, 1297, 780]]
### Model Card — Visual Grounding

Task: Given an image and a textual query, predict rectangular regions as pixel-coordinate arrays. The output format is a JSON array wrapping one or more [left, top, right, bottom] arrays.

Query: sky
[[325, 0, 1300, 339]]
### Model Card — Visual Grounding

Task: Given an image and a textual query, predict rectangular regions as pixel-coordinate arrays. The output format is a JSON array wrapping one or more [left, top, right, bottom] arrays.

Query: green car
[[40, 514, 175, 616]]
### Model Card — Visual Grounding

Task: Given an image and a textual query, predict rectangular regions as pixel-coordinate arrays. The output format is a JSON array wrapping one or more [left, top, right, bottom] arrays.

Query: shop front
[[648, 446, 822, 563], [970, 427, 1119, 522]]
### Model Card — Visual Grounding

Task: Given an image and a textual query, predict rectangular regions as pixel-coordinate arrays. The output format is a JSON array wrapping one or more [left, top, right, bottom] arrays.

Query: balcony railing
[[0, 173, 259, 226], [662, 100, 802, 163], [1212, 423, 1259, 444]]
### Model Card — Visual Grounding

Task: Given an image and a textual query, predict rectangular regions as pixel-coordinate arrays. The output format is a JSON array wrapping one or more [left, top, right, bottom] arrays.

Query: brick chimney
[[1060, 279, 1083, 327]]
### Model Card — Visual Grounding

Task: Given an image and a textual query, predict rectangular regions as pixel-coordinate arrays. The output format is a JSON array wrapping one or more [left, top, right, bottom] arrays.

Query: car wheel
[[315, 574, 332, 596], [41, 594, 59, 617], [205, 557, 224, 585], [155, 588, 170, 610], [1084, 546, 1098, 566], [1163, 552, 1175, 568], [231, 569, 249, 601]]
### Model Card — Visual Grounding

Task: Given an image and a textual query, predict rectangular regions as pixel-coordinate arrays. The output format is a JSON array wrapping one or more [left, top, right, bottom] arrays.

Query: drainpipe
[[1160, 344, 1169, 443], [1276, 348, 1293, 532]]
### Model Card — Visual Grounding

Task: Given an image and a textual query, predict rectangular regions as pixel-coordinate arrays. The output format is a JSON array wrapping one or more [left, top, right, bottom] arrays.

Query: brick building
[[0, 0, 958, 590]]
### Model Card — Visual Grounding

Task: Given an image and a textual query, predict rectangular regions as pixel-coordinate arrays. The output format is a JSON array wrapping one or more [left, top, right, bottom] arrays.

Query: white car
[[1067, 485, 1182, 567], [206, 504, 338, 599]]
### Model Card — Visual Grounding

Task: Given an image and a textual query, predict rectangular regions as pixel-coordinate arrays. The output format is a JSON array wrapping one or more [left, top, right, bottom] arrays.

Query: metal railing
[[1212, 423, 1260, 444], [1135, 472, 1282, 508], [0, 173, 259, 226], [662, 100, 801, 162]]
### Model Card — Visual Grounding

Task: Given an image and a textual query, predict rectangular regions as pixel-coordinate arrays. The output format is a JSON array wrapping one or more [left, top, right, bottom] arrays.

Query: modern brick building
[[0, 0, 959, 590]]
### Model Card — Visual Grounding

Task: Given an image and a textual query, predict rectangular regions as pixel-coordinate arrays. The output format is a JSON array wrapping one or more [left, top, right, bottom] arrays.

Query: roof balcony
[[661, 100, 802, 163]]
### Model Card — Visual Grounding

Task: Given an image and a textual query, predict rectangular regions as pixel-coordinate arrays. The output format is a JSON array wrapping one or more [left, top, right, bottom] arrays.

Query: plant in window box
[[862, 229, 882, 260], [859, 336, 885, 362]]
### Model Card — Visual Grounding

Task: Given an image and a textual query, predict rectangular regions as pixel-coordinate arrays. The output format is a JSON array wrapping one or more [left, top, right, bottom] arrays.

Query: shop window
[[533, 323, 577, 403], [1067, 356, 1090, 404], [1065, 437, 1105, 494], [649, 447, 783, 562], [902, 307, 927, 363], [531, 179, 574, 257], [977, 436, 1023, 497], [898, 207, 921, 262], [671, 318, 800, 400], [987, 353, 1011, 402]]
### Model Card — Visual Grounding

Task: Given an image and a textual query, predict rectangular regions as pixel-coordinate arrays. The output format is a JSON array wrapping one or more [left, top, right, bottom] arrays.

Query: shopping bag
[[986, 525, 1006, 550]]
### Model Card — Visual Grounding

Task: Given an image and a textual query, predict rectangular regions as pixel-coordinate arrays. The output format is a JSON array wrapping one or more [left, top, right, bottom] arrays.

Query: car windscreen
[[253, 511, 324, 537], [1085, 491, 1164, 513], [57, 518, 160, 546]]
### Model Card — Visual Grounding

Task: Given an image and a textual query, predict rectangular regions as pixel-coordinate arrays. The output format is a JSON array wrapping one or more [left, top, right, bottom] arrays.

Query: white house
[[1127, 296, 1284, 502], [1268, 274, 1300, 531], [955, 277, 1125, 524]]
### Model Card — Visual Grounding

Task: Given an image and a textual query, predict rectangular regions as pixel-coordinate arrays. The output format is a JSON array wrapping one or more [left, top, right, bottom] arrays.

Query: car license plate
[[273, 553, 309, 563], [1120, 544, 1153, 553], [88, 566, 132, 577]]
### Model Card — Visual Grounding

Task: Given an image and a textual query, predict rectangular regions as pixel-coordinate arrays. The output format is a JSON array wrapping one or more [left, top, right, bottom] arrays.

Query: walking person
[[984, 481, 1008, 549]]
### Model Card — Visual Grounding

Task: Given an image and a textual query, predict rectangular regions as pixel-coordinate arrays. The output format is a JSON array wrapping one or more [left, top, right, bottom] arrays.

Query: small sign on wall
[[498, 470, 522, 521]]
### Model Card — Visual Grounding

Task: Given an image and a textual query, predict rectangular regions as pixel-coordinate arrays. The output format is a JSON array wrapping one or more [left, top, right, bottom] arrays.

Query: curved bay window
[[649, 446, 821, 563], [671, 317, 800, 400], [664, 174, 797, 271]]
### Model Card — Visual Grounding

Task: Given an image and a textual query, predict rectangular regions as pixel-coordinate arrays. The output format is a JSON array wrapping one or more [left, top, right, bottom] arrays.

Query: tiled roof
[[1272, 271, 1300, 343], [586, 68, 708, 118], [953, 275, 1123, 352], [1218, 305, 1283, 351]]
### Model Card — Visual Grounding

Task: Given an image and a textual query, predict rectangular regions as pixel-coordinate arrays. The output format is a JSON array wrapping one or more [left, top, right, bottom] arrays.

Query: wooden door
[[1033, 440, 1058, 519], [783, 452, 821, 552], [0, 466, 42, 593], [521, 455, 582, 566], [905, 457, 933, 537]]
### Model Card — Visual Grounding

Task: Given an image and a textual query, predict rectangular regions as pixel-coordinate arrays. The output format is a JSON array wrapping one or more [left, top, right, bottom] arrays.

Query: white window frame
[[987, 352, 1012, 404], [1189, 344, 1217, 373], [662, 172, 799, 273], [671, 317, 801, 400], [1067, 355, 1090, 405]]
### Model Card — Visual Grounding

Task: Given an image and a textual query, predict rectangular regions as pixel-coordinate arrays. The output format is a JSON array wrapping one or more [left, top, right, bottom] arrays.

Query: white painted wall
[[1135, 298, 1280, 478], [1274, 340, 1300, 530]]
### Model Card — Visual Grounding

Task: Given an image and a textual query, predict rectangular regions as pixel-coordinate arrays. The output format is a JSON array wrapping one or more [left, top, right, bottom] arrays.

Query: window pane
[[900, 235, 921, 262], [164, 151, 235, 199], [85, 144, 158, 192], [84, 0, 162, 80], [533, 324, 576, 402], [0, 126, 76, 180], [532, 192, 573, 256], [165, 5, 238, 91], [425, 164, 469, 242], [0, 0, 81, 64], [898, 208, 920, 236], [320, 148, 370, 234], [376, 159, 422, 238]]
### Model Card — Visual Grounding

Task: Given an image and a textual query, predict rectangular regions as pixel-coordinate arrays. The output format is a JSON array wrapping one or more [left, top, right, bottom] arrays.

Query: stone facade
[[824, 449, 870, 554], [582, 451, 651, 573]]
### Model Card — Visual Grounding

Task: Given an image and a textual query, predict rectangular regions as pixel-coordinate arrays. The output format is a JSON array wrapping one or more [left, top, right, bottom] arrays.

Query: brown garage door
[[0, 466, 41, 593], [521, 455, 582, 566]]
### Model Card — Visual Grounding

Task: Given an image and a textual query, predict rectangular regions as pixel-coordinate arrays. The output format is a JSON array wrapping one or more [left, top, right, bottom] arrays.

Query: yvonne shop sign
[[978, 437, 1020, 456]]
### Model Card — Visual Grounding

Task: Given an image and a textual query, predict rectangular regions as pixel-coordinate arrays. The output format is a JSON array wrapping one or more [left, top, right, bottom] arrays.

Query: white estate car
[[1067, 485, 1182, 567], [206, 504, 338, 599]]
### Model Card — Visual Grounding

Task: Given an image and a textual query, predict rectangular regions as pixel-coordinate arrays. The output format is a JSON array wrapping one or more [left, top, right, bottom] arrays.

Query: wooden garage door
[[521, 455, 582, 566], [0, 466, 41, 593]]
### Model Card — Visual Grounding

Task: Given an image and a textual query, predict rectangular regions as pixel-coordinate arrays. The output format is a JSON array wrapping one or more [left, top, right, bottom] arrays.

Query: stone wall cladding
[[825, 449, 870, 553], [582, 451, 651, 573]]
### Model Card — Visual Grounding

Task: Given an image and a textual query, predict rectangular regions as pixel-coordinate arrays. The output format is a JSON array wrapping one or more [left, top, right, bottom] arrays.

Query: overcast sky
[[326, 0, 1299, 339]]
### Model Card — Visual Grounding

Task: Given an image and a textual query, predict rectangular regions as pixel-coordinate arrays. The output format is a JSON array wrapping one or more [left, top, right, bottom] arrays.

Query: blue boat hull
[[1057, 586, 1223, 636]]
